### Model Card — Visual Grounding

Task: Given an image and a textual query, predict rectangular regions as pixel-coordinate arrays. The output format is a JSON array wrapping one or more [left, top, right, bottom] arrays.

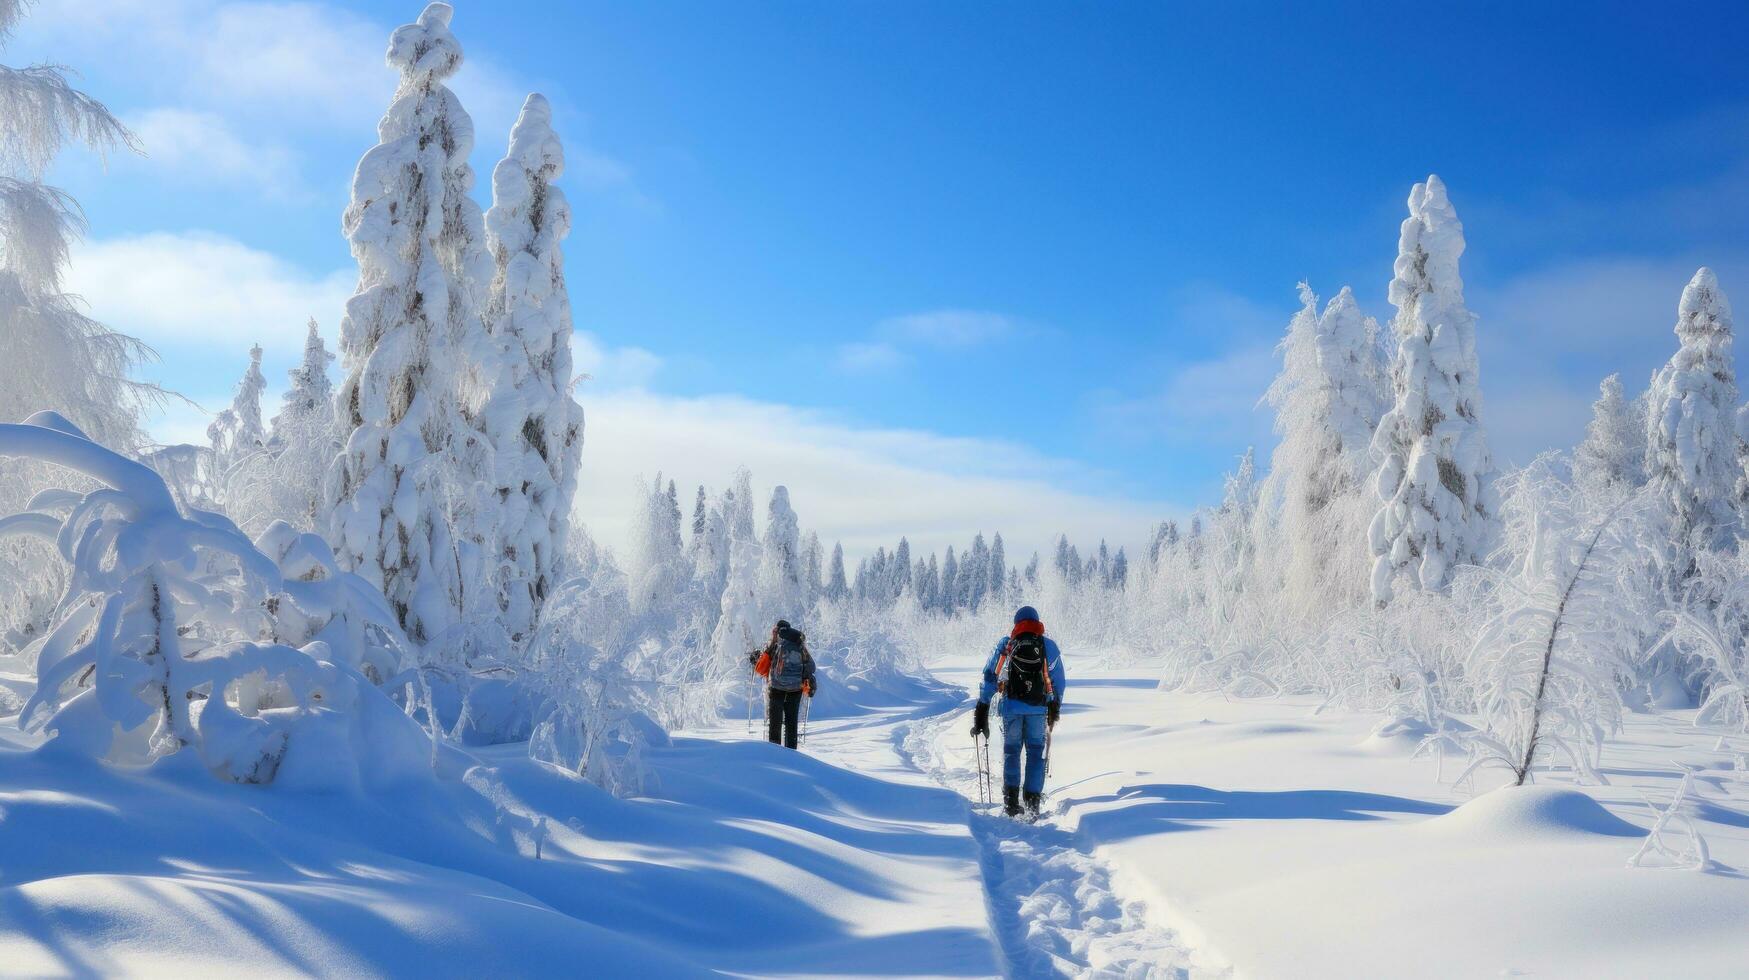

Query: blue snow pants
[[1001, 712, 1048, 794]]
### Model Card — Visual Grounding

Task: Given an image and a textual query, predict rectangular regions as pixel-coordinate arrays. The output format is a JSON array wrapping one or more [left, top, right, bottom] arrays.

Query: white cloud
[[20, 1, 642, 208], [573, 332, 663, 389], [126, 108, 304, 196], [834, 309, 1019, 374], [573, 390, 1173, 564], [878, 309, 1016, 348], [68, 231, 353, 351], [835, 341, 907, 373], [24, 0, 389, 130]]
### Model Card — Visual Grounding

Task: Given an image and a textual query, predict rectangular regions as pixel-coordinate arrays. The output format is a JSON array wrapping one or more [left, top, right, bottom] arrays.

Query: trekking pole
[[976, 733, 993, 805], [799, 690, 810, 749], [972, 732, 985, 805], [1043, 727, 1053, 781]]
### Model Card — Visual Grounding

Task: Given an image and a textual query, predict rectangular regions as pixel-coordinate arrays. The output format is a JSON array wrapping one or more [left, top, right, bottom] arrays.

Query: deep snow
[[4, 655, 1748, 978]]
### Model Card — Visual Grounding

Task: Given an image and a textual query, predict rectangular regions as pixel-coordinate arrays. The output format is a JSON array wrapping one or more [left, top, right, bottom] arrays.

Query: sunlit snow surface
[[3, 656, 1747, 978]]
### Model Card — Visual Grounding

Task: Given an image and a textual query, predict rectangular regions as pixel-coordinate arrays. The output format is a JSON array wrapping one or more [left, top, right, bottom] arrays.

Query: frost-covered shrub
[[1450, 461, 1639, 787], [1663, 547, 1749, 733], [1, 412, 419, 787]]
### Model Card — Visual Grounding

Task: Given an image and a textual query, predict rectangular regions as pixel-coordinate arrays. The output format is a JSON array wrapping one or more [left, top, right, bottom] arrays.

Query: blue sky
[[14, 1, 1749, 560]]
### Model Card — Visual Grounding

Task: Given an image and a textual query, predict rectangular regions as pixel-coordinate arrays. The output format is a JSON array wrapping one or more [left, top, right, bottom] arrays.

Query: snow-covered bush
[[2, 412, 418, 788], [1451, 460, 1639, 787], [1663, 547, 1749, 733]]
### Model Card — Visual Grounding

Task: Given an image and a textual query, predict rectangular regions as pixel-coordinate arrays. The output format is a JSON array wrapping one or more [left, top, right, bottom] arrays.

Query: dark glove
[[747, 650, 759, 666], [805, 677, 817, 698], [1046, 700, 1060, 728], [971, 701, 990, 738]]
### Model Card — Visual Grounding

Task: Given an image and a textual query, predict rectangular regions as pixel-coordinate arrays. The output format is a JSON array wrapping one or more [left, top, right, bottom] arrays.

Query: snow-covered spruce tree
[[825, 541, 849, 602], [326, 3, 494, 647], [1369, 175, 1497, 604], [989, 533, 1007, 606], [282, 318, 336, 429], [892, 536, 912, 598], [941, 546, 959, 611], [1574, 373, 1647, 496], [627, 475, 686, 617], [1645, 268, 1738, 582], [801, 530, 824, 604], [1264, 283, 1388, 611], [207, 344, 268, 489], [480, 92, 584, 646], [758, 485, 805, 616], [224, 325, 341, 537]]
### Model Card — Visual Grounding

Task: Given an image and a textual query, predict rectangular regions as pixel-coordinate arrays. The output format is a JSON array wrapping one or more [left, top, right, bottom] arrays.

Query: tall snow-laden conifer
[[481, 92, 584, 644], [224, 325, 339, 535], [326, 3, 492, 645], [759, 485, 804, 615], [989, 533, 1007, 605], [280, 319, 335, 432], [1646, 268, 1739, 576], [208, 344, 267, 479], [801, 530, 824, 603], [1265, 283, 1387, 608], [825, 542, 848, 602], [1574, 373, 1646, 494], [941, 546, 959, 611], [1368, 175, 1497, 603]]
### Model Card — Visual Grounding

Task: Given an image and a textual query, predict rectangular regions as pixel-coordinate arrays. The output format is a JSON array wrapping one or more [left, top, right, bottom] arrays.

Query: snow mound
[[1360, 714, 1473, 755], [1425, 786, 1642, 841]]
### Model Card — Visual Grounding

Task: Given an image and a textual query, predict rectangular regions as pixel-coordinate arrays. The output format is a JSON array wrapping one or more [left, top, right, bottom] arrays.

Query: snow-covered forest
[[2, 2, 1747, 977]]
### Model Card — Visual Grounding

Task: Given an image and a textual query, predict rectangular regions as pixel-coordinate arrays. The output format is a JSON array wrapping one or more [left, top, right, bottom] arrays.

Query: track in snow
[[898, 702, 1202, 980]]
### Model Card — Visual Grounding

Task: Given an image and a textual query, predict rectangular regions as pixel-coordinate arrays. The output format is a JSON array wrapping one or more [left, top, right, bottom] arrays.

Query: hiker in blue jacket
[[970, 605, 1066, 817]]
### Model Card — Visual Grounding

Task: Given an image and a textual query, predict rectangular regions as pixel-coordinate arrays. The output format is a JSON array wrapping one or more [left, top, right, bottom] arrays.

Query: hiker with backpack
[[750, 620, 818, 749], [970, 605, 1067, 818]]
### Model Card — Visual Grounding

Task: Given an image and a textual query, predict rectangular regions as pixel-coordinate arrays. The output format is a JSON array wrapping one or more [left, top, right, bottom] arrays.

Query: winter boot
[[1003, 785, 1022, 817], [1024, 791, 1043, 818]]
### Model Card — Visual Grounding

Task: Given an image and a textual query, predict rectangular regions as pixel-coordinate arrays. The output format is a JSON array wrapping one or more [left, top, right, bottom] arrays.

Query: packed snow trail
[[891, 700, 1202, 980]]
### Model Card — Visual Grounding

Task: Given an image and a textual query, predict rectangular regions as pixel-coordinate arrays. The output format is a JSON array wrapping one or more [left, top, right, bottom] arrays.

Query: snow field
[[1034, 666, 1749, 980]]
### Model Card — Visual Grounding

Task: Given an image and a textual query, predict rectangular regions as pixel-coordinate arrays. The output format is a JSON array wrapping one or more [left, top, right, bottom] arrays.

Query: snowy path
[[880, 674, 1201, 980]]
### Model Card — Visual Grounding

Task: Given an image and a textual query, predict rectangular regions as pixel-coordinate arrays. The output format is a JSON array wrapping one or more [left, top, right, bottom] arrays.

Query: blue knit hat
[[1013, 605, 1039, 624]]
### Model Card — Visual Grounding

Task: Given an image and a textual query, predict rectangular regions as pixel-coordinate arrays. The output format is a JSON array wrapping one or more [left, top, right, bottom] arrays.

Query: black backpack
[[1003, 634, 1050, 707]]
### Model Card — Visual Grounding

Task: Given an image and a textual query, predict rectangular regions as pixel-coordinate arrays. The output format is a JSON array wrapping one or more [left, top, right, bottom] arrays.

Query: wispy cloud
[[68, 231, 353, 352], [125, 108, 307, 198], [836, 308, 1020, 373], [878, 309, 1016, 348], [835, 341, 907, 373]]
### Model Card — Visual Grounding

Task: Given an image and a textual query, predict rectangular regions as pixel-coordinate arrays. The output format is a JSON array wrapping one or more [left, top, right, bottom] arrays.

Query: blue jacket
[[978, 634, 1066, 716]]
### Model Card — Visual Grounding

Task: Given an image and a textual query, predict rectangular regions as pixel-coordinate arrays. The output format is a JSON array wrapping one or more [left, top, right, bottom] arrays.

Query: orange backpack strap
[[993, 639, 1012, 695]]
